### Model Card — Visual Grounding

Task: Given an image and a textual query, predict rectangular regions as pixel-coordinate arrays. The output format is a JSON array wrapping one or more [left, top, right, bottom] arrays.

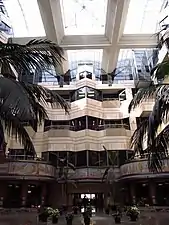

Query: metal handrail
[[103, 98, 119, 101], [104, 124, 129, 129], [6, 155, 45, 161], [44, 123, 130, 131]]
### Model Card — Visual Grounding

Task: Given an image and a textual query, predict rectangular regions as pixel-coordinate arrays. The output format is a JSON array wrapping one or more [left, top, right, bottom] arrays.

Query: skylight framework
[[4, 0, 45, 37], [60, 0, 108, 35], [124, 0, 164, 34]]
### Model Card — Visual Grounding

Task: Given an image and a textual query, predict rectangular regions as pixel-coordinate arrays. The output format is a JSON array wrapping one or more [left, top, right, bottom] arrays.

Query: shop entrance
[[73, 193, 104, 212], [81, 194, 96, 213]]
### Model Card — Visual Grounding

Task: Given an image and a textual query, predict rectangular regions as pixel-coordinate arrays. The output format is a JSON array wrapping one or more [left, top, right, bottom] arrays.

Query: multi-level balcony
[[43, 122, 131, 151], [46, 97, 129, 120]]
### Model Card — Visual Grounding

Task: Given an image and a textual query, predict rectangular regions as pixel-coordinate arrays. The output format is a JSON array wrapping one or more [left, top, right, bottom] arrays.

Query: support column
[[41, 183, 47, 206], [130, 183, 136, 204], [149, 182, 156, 205], [0, 182, 6, 208], [21, 183, 28, 207]]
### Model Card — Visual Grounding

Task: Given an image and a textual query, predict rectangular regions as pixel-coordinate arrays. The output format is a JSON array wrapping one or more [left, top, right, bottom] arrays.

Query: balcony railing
[[44, 123, 130, 132], [6, 155, 45, 161]]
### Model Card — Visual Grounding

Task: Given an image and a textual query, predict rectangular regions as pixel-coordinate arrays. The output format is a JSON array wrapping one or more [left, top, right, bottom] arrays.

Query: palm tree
[[0, 39, 69, 159], [129, 58, 169, 171], [50, 152, 76, 206], [94, 146, 118, 207]]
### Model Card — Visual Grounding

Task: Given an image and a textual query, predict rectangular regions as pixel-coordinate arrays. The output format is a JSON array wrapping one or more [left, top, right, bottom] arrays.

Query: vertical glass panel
[[88, 151, 99, 166], [68, 151, 76, 167], [99, 151, 107, 166], [76, 151, 87, 167]]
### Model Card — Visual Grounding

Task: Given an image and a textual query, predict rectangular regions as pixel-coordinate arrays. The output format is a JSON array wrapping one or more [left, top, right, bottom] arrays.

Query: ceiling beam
[[102, 0, 130, 72], [118, 34, 157, 48], [60, 35, 111, 49], [37, 0, 64, 44]]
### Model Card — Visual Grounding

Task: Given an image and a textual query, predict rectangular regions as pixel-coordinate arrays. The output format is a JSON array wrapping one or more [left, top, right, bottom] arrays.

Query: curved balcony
[[0, 157, 120, 182], [44, 123, 130, 132], [43, 123, 131, 150], [0, 159, 56, 180], [56, 167, 120, 182], [119, 158, 169, 181]]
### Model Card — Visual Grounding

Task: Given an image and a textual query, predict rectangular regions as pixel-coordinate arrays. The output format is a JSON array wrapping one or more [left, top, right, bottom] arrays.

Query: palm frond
[[22, 82, 69, 114], [147, 85, 169, 147], [128, 85, 158, 112], [130, 119, 149, 155], [3, 117, 36, 155], [68, 162, 76, 171], [150, 60, 169, 81], [148, 124, 169, 172], [0, 77, 36, 121], [102, 167, 110, 182], [0, 39, 64, 79]]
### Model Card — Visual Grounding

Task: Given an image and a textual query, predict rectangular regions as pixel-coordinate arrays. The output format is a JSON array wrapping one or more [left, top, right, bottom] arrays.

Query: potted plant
[[51, 208, 60, 224], [127, 206, 140, 221], [105, 208, 110, 214], [38, 210, 48, 222], [86, 206, 92, 217], [112, 213, 121, 224], [72, 206, 78, 214], [83, 211, 91, 225], [38, 207, 52, 222], [66, 212, 74, 225]]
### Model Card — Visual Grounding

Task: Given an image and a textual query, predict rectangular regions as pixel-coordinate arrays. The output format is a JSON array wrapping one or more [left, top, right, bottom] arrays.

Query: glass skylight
[[4, 0, 45, 37], [60, 0, 108, 35], [124, 0, 164, 34]]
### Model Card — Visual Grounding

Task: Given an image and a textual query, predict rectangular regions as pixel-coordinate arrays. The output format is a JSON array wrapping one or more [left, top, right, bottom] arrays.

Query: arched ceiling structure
[[7, 0, 164, 73]]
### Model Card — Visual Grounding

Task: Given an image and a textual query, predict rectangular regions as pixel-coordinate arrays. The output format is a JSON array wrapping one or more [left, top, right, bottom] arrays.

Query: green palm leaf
[[2, 116, 35, 155], [128, 85, 158, 112], [0, 39, 64, 79], [150, 60, 169, 81], [148, 124, 169, 172], [130, 119, 148, 155], [0, 77, 36, 121]]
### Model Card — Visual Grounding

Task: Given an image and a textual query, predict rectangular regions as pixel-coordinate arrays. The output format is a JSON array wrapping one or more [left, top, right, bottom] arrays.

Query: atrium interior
[[0, 0, 169, 210]]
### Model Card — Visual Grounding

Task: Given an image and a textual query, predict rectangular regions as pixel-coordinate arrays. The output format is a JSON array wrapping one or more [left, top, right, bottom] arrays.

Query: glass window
[[119, 150, 127, 166], [88, 151, 99, 166], [76, 151, 87, 167], [108, 151, 118, 166], [68, 151, 76, 167], [60, 0, 108, 35], [49, 151, 58, 166], [68, 50, 103, 80], [99, 151, 107, 166], [124, 0, 164, 34], [4, 0, 45, 37]]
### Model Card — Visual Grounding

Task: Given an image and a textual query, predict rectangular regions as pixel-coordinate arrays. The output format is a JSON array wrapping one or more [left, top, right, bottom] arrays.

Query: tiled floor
[[0, 212, 169, 225]]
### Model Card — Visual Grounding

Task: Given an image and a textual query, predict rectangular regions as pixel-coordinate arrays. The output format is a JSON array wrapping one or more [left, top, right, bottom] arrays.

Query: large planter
[[38, 213, 48, 222], [114, 216, 121, 224], [130, 214, 138, 221], [84, 216, 90, 225], [66, 219, 73, 225], [73, 208, 78, 214], [52, 216, 58, 224], [105, 208, 110, 215]]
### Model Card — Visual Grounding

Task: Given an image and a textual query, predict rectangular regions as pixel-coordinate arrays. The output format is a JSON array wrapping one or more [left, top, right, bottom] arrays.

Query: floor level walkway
[[0, 211, 169, 225]]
